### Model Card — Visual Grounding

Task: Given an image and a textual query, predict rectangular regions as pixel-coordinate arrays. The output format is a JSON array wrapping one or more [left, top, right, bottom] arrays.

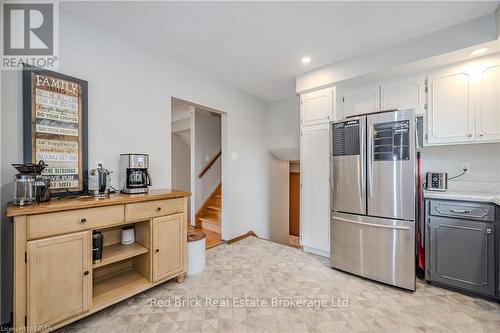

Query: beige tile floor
[[58, 236, 500, 333]]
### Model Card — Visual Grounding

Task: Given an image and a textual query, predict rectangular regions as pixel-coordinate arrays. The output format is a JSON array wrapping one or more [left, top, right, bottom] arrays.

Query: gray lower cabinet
[[426, 199, 497, 298], [497, 205, 500, 296]]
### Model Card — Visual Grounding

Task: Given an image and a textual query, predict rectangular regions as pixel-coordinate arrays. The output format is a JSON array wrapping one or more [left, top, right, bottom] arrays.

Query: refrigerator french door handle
[[367, 125, 374, 198], [334, 216, 411, 231], [359, 122, 365, 198]]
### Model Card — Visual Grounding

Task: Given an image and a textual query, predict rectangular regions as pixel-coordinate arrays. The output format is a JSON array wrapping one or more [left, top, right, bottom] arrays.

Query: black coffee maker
[[12, 161, 51, 205]]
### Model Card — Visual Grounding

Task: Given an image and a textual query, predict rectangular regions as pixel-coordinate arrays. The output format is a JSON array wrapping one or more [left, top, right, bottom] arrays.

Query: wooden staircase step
[[203, 229, 222, 249], [199, 215, 220, 233], [207, 205, 221, 211], [199, 215, 219, 224], [215, 195, 222, 198]]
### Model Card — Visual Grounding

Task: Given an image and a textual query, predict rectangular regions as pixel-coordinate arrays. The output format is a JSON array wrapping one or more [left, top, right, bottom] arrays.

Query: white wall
[[171, 133, 191, 217], [267, 96, 300, 161], [0, 9, 271, 322], [266, 155, 289, 245], [421, 143, 500, 184], [264, 96, 300, 245], [496, 5, 500, 38], [194, 111, 221, 213]]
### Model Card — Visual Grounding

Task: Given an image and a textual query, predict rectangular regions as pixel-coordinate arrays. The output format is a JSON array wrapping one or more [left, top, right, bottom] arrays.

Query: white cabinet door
[[427, 69, 475, 145], [342, 84, 380, 118], [300, 123, 330, 257], [476, 64, 500, 142], [380, 76, 426, 115], [300, 87, 335, 126]]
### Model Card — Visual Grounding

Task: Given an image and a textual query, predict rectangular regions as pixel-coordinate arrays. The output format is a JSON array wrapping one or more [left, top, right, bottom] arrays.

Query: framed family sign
[[23, 66, 88, 195]]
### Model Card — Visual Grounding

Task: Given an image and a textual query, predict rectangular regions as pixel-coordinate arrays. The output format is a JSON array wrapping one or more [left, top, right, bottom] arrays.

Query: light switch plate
[[231, 152, 238, 161], [205, 154, 210, 162]]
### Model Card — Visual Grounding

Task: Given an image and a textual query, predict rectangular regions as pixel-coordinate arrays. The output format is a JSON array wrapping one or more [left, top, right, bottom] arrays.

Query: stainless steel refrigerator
[[330, 109, 416, 290]]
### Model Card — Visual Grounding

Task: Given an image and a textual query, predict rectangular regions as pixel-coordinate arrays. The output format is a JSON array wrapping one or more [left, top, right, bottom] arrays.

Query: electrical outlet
[[205, 154, 210, 162], [460, 162, 471, 172]]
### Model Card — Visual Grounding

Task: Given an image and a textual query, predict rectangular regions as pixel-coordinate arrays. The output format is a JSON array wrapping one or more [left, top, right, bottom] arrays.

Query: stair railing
[[198, 151, 221, 178]]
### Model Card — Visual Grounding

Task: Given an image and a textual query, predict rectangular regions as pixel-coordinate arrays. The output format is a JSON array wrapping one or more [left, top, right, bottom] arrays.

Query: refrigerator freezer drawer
[[330, 212, 416, 290]]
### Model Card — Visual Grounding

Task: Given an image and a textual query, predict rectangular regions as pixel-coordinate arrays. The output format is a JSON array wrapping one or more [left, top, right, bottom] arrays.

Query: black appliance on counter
[[119, 153, 152, 194]]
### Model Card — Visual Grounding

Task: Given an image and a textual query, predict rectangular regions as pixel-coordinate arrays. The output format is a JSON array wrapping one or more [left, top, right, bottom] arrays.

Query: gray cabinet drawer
[[429, 200, 495, 222]]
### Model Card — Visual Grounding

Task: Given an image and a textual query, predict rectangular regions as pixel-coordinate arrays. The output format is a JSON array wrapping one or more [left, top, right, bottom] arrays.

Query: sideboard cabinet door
[[27, 231, 91, 328], [153, 213, 185, 282]]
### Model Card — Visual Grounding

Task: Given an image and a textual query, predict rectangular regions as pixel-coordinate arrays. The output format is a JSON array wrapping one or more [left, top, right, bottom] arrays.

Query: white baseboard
[[302, 245, 330, 258]]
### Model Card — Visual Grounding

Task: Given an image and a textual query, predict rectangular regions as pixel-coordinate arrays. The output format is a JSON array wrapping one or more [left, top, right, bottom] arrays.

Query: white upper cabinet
[[426, 55, 500, 146], [300, 87, 336, 126], [342, 84, 380, 118], [380, 76, 426, 115], [427, 68, 475, 145], [476, 64, 500, 142]]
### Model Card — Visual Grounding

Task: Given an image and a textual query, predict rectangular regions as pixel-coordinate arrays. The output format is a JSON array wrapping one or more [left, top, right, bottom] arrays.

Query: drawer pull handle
[[435, 206, 489, 219], [80, 218, 87, 223], [486, 228, 492, 234], [449, 209, 470, 214], [157, 207, 162, 212], [155, 249, 160, 253], [83, 271, 89, 276]]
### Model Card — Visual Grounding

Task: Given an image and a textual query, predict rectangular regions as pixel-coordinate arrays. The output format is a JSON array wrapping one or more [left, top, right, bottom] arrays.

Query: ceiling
[[61, 1, 499, 102]]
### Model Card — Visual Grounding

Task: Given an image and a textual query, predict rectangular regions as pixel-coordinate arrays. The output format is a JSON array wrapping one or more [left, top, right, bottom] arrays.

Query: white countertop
[[423, 181, 500, 206]]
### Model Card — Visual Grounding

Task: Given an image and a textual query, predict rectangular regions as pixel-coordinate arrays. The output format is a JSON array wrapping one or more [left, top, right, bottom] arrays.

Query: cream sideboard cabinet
[[6, 189, 190, 332]]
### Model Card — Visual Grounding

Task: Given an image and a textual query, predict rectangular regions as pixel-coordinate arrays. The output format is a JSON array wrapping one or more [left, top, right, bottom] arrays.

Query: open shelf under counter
[[92, 269, 150, 309], [93, 242, 149, 269]]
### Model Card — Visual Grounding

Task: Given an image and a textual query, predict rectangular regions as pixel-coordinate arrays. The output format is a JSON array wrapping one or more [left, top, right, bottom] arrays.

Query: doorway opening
[[171, 98, 223, 249], [289, 161, 300, 248]]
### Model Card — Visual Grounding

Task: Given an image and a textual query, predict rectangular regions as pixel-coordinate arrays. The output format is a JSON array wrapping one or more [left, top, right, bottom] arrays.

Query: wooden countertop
[[6, 189, 191, 217]]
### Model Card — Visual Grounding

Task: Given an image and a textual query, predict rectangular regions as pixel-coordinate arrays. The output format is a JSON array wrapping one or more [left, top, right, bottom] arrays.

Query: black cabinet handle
[[80, 218, 87, 223], [155, 249, 160, 253], [157, 207, 162, 212], [83, 271, 90, 276]]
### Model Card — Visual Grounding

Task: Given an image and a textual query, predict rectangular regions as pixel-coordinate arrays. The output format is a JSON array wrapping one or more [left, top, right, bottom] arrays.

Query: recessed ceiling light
[[301, 56, 311, 64], [470, 48, 488, 56]]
